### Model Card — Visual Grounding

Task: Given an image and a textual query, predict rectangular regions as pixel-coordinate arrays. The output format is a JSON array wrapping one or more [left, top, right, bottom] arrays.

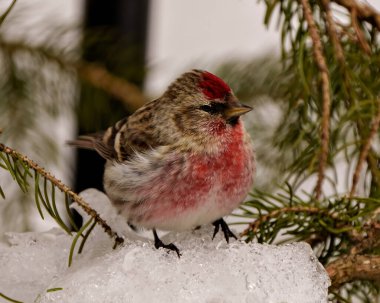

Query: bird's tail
[[66, 135, 97, 150], [67, 132, 116, 161]]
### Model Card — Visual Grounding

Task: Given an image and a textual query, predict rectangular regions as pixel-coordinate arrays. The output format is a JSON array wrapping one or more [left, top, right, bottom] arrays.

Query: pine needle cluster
[[217, 0, 380, 301]]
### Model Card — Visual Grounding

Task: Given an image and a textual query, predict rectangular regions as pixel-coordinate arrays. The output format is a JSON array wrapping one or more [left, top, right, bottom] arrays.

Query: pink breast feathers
[[128, 123, 253, 231]]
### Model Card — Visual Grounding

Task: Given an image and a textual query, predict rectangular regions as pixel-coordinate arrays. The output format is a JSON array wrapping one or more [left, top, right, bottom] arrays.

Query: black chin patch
[[227, 116, 239, 126]]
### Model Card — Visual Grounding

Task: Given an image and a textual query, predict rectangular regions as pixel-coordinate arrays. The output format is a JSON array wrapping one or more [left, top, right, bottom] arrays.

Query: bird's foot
[[153, 229, 181, 258], [212, 218, 237, 243]]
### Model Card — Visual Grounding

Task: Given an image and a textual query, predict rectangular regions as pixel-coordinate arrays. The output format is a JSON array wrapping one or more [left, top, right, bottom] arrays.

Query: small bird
[[69, 70, 255, 256]]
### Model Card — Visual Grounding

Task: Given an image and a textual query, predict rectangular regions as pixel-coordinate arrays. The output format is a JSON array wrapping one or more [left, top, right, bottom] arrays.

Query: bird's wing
[[68, 101, 164, 162]]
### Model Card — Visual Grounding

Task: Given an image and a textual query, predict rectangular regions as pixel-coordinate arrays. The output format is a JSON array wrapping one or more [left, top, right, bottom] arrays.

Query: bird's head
[[160, 70, 252, 150]]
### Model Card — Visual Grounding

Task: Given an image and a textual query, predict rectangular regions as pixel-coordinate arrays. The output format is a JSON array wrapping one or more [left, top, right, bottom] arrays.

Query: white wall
[[145, 0, 279, 95]]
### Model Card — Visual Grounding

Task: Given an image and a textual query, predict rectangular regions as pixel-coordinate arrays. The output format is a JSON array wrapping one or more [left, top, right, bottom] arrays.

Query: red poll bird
[[69, 70, 255, 256]]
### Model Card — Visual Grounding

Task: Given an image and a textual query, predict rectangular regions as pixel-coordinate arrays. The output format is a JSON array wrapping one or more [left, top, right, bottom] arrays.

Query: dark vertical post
[[74, 0, 150, 193]]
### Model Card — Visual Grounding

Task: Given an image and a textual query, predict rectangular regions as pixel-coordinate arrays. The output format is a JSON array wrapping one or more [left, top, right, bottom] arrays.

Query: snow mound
[[0, 189, 330, 303]]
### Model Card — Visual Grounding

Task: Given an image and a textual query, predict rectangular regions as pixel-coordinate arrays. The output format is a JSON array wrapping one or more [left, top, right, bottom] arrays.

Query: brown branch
[[367, 151, 380, 192], [323, 0, 378, 194], [321, 0, 345, 63], [0, 0, 17, 26], [354, 120, 380, 195], [326, 254, 380, 288], [350, 99, 380, 197], [320, 1, 378, 196], [350, 222, 380, 254], [300, 0, 332, 200], [0, 38, 146, 111], [326, 220, 380, 288], [76, 62, 146, 111], [239, 206, 338, 238], [325, 0, 380, 194], [333, 0, 380, 31], [351, 8, 372, 55], [0, 143, 124, 247]]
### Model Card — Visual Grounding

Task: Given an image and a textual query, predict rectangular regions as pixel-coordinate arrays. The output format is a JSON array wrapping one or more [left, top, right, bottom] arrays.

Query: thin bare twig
[[76, 62, 146, 111], [239, 206, 338, 238], [333, 0, 380, 31], [321, 0, 345, 63], [0, 0, 17, 26], [323, 0, 377, 194], [0, 143, 124, 247], [326, 218, 380, 288], [0, 38, 146, 111], [367, 152, 380, 192], [300, 0, 332, 200], [351, 8, 372, 55], [350, 222, 380, 255], [350, 99, 380, 197]]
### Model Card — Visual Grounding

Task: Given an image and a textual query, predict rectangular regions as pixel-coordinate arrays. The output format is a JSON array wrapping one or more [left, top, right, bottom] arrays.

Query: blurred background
[[1, 0, 379, 235], [3, 1, 380, 300], [0, 0, 280, 234]]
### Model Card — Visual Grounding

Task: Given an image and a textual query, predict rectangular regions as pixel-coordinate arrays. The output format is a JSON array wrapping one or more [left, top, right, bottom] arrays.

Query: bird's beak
[[224, 103, 253, 119]]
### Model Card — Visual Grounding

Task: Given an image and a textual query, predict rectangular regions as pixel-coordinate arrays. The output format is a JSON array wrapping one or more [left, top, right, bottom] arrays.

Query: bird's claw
[[212, 218, 237, 243], [153, 229, 181, 258], [155, 241, 182, 258]]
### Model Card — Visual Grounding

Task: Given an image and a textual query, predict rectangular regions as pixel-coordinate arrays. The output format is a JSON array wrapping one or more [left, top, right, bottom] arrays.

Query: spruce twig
[[240, 206, 339, 238], [300, 0, 332, 200], [0, 142, 124, 247], [350, 99, 380, 197], [327, 254, 380, 288], [333, 0, 380, 31], [351, 8, 372, 55], [0, 292, 23, 303], [0, 37, 146, 111], [326, 221, 380, 288], [321, 0, 345, 64], [0, 0, 17, 26]]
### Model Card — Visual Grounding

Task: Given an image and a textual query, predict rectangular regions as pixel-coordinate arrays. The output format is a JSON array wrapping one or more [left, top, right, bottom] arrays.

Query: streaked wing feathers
[[69, 104, 163, 162]]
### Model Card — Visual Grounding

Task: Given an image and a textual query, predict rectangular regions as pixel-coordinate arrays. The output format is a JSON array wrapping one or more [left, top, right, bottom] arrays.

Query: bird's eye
[[199, 103, 226, 115], [199, 105, 218, 114]]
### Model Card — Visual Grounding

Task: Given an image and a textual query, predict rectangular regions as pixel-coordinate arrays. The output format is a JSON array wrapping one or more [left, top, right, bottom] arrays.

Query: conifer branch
[[350, 222, 380, 255], [350, 99, 380, 197], [0, 0, 17, 26], [333, 0, 380, 31], [327, 222, 380, 287], [351, 8, 372, 55], [246, 0, 380, 299], [0, 142, 124, 247], [75, 62, 146, 111], [0, 292, 23, 303], [240, 206, 338, 238], [0, 38, 146, 111], [367, 152, 380, 192], [327, 254, 380, 288], [321, 0, 345, 64], [300, 0, 332, 200]]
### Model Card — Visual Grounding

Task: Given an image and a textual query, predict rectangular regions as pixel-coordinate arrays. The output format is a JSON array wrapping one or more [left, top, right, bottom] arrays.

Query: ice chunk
[[0, 189, 330, 303], [0, 228, 72, 302]]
